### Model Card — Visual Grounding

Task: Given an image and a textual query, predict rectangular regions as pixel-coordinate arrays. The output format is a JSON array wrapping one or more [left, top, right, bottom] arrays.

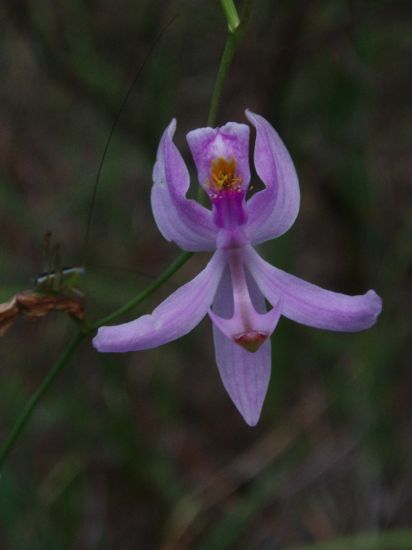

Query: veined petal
[[151, 120, 217, 251], [186, 122, 251, 191], [93, 251, 225, 352], [245, 247, 382, 332], [212, 267, 272, 426], [245, 110, 300, 244], [151, 184, 214, 251]]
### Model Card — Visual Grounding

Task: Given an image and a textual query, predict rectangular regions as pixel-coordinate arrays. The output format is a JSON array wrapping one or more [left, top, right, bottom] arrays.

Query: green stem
[[208, 0, 253, 127], [207, 33, 238, 127], [0, 332, 84, 470], [219, 0, 240, 33], [0, 0, 254, 471]]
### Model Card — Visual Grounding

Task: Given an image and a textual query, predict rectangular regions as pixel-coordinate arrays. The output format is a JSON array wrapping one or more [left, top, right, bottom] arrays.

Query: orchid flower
[[93, 111, 382, 426]]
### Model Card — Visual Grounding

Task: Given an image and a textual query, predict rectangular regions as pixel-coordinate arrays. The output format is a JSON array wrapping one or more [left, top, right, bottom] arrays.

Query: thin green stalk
[[219, 0, 240, 32], [207, 33, 238, 127], [207, 0, 253, 127], [0, 0, 254, 471], [0, 332, 84, 470]]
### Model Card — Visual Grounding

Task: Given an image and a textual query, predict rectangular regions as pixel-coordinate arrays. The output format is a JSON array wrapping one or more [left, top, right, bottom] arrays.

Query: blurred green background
[[0, 0, 411, 548]]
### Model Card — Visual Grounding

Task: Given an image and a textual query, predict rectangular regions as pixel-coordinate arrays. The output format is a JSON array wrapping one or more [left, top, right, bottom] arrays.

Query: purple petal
[[212, 267, 272, 426], [245, 110, 300, 244], [93, 251, 225, 352], [186, 122, 251, 191], [245, 247, 382, 332], [151, 184, 214, 251], [151, 120, 217, 251]]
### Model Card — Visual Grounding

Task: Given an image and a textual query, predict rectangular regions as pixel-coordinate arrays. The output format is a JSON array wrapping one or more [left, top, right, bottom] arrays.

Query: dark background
[[0, 1, 411, 548]]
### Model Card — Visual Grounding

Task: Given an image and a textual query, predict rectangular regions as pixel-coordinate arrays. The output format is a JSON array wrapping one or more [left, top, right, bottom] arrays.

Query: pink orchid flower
[[93, 111, 382, 426]]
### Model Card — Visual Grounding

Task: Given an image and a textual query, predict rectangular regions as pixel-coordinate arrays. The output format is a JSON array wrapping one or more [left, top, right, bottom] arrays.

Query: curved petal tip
[[365, 290, 383, 325], [92, 327, 119, 353], [166, 118, 177, 136], [244, 108, 256, 121], [92, 325, 142, 353]]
